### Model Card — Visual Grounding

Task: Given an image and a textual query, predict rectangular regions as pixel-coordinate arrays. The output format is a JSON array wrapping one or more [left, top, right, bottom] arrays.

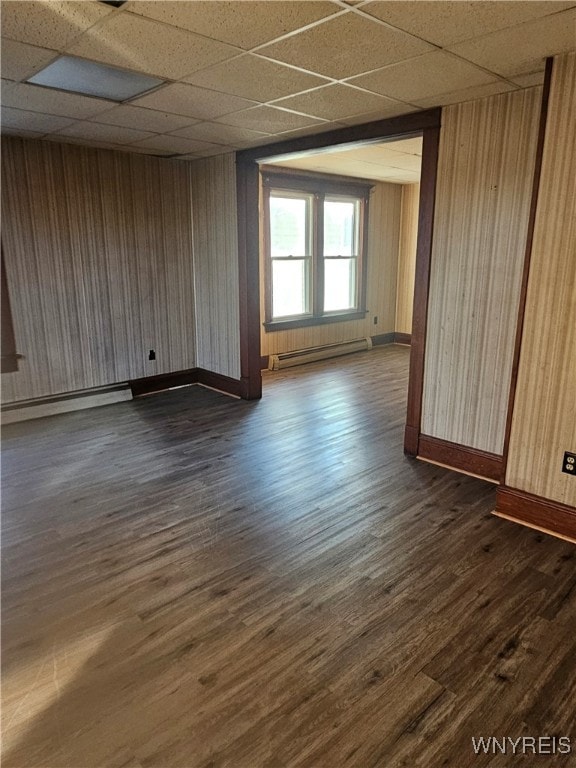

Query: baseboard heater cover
[[2, 385, 132, 423], [269, 337, 372, 370]]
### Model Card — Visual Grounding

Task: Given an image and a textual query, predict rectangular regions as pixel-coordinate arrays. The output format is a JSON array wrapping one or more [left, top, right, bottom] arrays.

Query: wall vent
[[269, 337, 372, 371]]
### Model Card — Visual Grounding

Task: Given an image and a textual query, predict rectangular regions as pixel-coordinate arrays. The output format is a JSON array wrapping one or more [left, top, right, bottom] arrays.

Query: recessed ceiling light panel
[[27, 56, 165, 102]]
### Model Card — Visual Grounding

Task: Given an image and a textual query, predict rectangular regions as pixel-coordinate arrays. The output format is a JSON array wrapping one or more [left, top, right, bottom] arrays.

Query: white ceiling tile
[[1, 81, 116, 119], [216, 105, 325, 134], [184, 54, 329, 103], [1, 127, 45, 139], [269, 120, 348, 141], [0, 39, 57, 82], [1, 0, 112, 51], [175, 146, 235, 160], [68, 13, 242, 81], [344, 141, 421, 162], [380, 137, 422, 155], [130, 83, 257, 120], [338, 105, 420, 125], [1, 106, 76, 133], [272, 83, 408, 120], [412, 81, 518, 109], [193, 145, 236, 157], [116, 144, 176, 156], [383, 153, 422, 171], [42, 135, 129, 152], [41, 136, 176, 158], [130, 135, 226, 154], [348, 51, 499, 103], [360, 1, 576, 47], [55, 121, 155, 145], [510, 71, 546, 88], [257, 13, 434, 80], [93, 105, 198, 134], [169, 121, 270, 144], [271, 138, 424, 184], [126, 1, 341, 50], [448, 8, 576, 78]]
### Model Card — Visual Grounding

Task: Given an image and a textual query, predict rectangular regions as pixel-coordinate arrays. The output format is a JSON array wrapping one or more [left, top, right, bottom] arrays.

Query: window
[[262, 169, 371, 331]]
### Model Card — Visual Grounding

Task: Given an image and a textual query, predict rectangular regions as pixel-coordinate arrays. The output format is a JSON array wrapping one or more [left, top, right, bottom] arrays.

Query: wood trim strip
[[130, 368, 199, 398], [418, 434, 502, 482], [130, 368, 243, 399], [404, 125, 441, 455], [500, 57, 554, 480], [371, 332, 395, 345], [237, 109, 442, 406], [495, 485, 576, 542], [404, 425, 419, 456], [238, 108, 441, 164], [394, 333, 411, 345], [196, 368, 242, 398], [236, 159, 262, 400]]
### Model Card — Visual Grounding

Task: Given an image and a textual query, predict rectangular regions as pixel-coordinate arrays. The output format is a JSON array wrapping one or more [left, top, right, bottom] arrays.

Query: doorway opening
[[257, 135, 422, 371], [236, 109, 440, 455]]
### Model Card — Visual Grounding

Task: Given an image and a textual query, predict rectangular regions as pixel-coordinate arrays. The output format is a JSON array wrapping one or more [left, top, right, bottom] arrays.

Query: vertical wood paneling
[[395, 183, 419, 335], [260, 181, 402, 356], [1, 138, 196, 403], [421, 88, 542, 455], [190, 154, 241, 380], [506, 53, 576, 506]]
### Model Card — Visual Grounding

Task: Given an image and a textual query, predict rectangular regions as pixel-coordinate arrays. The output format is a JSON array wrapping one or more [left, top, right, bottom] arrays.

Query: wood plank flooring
[[2, 346, 575, 768]]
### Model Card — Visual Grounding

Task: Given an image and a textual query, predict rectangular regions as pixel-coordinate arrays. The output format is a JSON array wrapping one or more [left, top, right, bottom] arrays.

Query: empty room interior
[[1, 1, 575, 766]]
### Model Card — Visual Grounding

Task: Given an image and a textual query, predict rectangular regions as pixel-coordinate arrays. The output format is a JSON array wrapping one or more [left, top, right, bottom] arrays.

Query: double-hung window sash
[[263, 169, 371, 330]]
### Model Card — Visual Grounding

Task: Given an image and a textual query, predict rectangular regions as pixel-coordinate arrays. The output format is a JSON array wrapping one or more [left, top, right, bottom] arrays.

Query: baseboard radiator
[[2, 384, 132, 424], [269, 337, 372, 371]]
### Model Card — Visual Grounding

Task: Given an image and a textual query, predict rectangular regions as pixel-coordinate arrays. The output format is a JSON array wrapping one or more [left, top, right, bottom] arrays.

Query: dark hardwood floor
[[2, 345, 575, 768]]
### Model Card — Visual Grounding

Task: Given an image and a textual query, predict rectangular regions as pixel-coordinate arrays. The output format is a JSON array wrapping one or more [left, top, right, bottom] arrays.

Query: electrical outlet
[[373, 316, 378, 325], [148, 349, 156, 361], [562, 451, 575, 475]]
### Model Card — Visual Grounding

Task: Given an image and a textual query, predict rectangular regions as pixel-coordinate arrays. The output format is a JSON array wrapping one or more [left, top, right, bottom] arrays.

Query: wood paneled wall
[[421, 88, 542, 455], [260, 180, 402, 357], [396, 183, 419, 336], [190, 154, 241, 380], [1, 138, 196, 403], [506, 53, 576, 507]]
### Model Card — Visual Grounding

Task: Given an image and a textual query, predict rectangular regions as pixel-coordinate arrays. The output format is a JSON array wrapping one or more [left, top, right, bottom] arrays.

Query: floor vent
[[269, 337, 372, 370]]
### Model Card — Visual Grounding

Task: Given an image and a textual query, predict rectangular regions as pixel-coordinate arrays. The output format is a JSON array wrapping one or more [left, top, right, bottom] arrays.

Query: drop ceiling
[[1, 1, 575, 160], [269, 136, 422, 185]]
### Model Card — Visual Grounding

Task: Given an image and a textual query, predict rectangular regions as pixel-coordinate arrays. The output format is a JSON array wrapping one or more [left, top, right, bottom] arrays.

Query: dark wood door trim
[[1, 248, 20, 374], [418, 434, 502, 483], [403, 125, 441, 455], [236, 107, 442, 402], [500, 58, 554, 481], [236, 159, 263, 400], [495, 485, 576, 543]]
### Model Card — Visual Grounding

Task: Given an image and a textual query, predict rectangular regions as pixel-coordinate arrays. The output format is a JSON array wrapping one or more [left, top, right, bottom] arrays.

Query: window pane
[[324, 258, 357, 312], [272, 259, 309, 318], [269, 196, 309, 257], [324, 200, 357, 256]]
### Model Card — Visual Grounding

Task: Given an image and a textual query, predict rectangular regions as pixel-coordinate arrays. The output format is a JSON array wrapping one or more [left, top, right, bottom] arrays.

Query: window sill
[[263, 311, 368, 332]]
